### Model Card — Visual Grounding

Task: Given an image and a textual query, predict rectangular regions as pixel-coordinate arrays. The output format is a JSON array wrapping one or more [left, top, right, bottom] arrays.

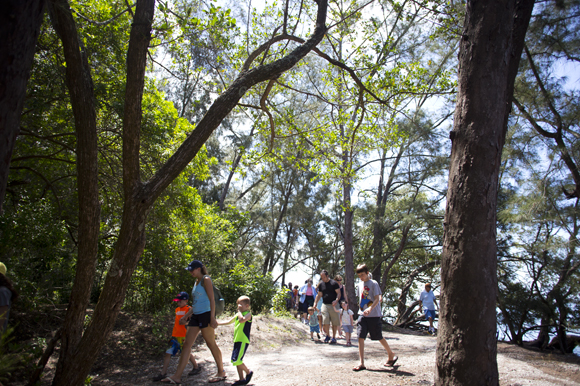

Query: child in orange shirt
[[153, 292, 201, 381]]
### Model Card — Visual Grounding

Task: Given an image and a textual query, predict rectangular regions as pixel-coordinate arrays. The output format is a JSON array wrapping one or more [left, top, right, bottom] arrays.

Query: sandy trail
[[88, 316, 580, 386]]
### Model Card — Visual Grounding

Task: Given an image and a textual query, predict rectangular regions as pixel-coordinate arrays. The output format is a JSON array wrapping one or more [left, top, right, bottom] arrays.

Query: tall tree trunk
[[435, 1, 534, 385], [48, 0, 100, 383], [50, 0, 153, 383], [343, 193, 355, 306], [0, 0, 46, 213], [340, 121, 356, 311]]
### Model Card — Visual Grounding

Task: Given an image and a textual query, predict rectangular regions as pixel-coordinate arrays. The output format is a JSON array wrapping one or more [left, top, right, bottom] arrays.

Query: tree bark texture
[[47, 0, 113, 383], [50, 0, 154, 384], [0, 0, 46, 213], [48, 0, 329, 384], [435, 1, 534, 385], [342, 163, 356, 311]]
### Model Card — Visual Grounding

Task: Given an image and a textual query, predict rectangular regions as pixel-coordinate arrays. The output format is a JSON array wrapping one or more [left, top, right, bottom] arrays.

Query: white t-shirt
[[340, 308, 354, 326], [420, 290, 437, 310]]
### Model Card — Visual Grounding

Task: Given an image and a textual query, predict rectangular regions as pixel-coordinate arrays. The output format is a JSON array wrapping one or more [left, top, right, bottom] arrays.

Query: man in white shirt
[[419, 282, 438, 334]]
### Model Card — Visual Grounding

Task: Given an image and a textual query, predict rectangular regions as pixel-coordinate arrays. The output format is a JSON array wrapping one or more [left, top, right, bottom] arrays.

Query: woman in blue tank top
[[163, 260, 226, 384]]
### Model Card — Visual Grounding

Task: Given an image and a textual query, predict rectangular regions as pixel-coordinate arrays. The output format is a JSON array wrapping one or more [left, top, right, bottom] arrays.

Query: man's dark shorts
[[188, 311, 211, 328], [357, 316, 383, 340]]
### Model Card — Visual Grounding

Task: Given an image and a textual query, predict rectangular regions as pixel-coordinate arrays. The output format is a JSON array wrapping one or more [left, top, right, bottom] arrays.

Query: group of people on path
[[156, 260, 433, 384], [286, 264, 439, 371], [305, 264, 397, 370]]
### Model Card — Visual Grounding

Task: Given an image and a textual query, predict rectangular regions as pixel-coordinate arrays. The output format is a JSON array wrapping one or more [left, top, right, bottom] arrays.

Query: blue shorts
[[165, 337, 185, 356], [310, 324, 320, 333], [231, 341, 249, 366], [342, 324, 353, 334], [425, 309, 436, 320]]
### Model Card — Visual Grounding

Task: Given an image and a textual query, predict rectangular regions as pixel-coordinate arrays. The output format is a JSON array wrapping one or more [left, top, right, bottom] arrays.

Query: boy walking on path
[[353, 264, 398, 371], [419, 282, 438, 334], [153, 292, 201, 381], [218, 296, 254, 385]]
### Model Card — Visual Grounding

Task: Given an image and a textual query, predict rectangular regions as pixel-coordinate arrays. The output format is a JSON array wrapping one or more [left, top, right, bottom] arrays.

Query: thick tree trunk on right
[[436, 1, 534, 385]]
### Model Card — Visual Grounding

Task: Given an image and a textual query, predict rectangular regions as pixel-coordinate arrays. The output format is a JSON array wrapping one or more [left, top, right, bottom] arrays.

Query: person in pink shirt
[[298, 279, 317, 324]]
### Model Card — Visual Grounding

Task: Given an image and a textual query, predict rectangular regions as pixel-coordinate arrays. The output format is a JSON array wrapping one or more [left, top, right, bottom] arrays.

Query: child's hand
[[179, 316, 190, 325]]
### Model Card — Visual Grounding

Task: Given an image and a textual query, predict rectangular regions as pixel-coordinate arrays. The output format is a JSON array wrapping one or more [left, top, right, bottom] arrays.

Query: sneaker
[[152, 373, 167, 381], [330, 338, 337, 344], [317, 333, 321, 339], [324, 335, 331, 343], [245, 370, 253, 384]]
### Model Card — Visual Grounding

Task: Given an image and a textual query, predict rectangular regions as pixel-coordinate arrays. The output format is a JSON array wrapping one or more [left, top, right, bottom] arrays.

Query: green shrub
[[272, 287, 293, 317], [214, 262, 277, 313], [0, 327, 28, 384]]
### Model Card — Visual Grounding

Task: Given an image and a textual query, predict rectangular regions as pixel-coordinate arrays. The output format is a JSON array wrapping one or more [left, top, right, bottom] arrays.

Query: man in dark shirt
[[313, 270, 341, 344]]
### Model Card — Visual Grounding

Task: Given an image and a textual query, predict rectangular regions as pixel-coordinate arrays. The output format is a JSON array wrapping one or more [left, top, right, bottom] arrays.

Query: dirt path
[[86, 315, 580, 386]]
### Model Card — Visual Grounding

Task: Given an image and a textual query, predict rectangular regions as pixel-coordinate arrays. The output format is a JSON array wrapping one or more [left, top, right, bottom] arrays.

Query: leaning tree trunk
[[435, 1, 534, 385], [0, 0, 46, 213]]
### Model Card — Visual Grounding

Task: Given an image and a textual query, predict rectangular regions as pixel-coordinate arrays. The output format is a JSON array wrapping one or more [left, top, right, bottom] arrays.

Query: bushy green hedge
[[272, 287, 293, 317], [214, 262, 277, 313]]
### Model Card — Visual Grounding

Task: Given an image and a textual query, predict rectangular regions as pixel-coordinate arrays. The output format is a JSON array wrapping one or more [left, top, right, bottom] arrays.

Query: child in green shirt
[[218, 296, 253, 385]]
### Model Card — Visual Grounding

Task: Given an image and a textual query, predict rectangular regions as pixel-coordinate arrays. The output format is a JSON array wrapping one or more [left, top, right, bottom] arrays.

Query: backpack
[[203, 275, 225, 317]]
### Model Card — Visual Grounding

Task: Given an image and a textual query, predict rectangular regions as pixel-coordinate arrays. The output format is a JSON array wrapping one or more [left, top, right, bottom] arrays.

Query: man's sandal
[[384, 356, 399, 367]]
